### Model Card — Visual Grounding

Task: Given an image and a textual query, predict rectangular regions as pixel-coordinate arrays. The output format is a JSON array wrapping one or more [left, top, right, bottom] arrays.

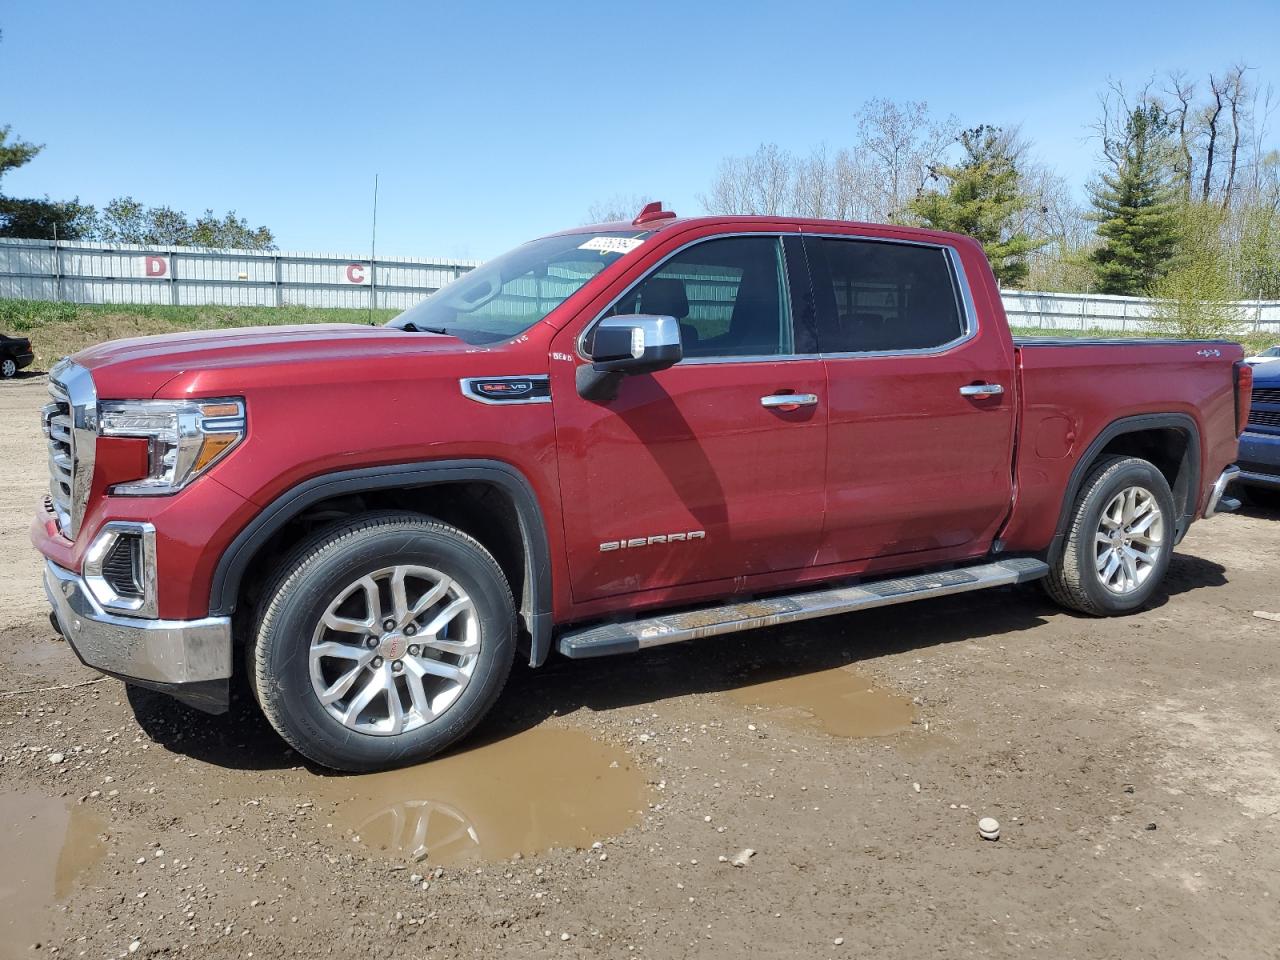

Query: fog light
[[84, 521, 157, 618]]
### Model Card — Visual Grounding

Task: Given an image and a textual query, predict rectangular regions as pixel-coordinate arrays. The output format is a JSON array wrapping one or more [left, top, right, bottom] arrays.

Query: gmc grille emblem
[[600, 531, 706, 552]]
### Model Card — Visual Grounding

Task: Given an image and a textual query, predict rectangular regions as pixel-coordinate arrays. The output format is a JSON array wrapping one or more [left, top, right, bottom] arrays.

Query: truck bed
[[998, 337, 1244, 553]]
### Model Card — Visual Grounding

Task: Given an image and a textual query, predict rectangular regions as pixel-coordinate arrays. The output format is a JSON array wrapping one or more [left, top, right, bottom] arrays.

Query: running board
[[557, 557, 1049, 659]]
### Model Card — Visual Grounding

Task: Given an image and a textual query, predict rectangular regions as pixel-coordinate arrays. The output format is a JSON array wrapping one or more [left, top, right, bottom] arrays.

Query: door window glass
[[608, 236, 793, 358], [813, 239, 964, 353]]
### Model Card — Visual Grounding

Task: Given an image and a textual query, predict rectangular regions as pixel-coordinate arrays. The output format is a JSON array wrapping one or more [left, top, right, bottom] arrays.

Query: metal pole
[[52, 223, 61, 302], [368, 174, 379, 323]]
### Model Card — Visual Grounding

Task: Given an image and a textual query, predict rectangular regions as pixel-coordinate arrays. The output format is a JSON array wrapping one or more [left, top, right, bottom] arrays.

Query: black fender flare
[[208, 459, 554, 667], [1047, 413, 1201, 561]]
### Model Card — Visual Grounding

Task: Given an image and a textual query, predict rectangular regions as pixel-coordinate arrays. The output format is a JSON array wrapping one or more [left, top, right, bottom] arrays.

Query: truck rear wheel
[[1044, 455, 1176, 616], [251, 512, 515, 772]]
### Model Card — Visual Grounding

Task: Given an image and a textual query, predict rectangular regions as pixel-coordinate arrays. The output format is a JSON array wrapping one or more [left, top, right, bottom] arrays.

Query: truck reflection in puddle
[[317, 727, 649, 866]]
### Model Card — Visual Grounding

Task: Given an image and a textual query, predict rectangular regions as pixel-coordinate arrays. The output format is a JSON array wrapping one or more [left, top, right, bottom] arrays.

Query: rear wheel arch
[[210, 460, 553, 666], [1049, 414, 1201, 561]]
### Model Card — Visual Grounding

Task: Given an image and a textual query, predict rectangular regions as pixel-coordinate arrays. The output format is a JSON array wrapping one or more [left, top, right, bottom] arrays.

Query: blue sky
[[2, 1, 1277, 260]]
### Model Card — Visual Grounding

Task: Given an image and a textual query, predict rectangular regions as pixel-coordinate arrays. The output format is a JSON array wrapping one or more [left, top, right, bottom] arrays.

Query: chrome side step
[[557, 557, 1049, 659]]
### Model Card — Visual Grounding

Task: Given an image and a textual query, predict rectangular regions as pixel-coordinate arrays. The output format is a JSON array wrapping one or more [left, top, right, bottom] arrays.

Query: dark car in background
[[1, 333, 34, 378], [1237, 361, 1280, 506]]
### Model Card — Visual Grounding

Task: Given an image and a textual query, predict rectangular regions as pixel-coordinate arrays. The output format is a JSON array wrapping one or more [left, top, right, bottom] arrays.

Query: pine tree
[[1087, 104, 1180, 295], [907, 125, 1043, 287]]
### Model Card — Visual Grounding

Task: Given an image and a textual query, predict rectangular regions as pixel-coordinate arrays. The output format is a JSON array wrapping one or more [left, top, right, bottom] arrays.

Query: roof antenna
[[633, 201, 677, 226]]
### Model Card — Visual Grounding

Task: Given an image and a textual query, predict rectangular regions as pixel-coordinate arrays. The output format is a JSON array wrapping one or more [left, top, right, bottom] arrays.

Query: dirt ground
[[2, 372, 1279, 960]]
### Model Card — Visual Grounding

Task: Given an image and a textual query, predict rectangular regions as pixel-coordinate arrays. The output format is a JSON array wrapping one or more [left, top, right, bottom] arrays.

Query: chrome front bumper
[[44, 559, 233, 691], [1204, 465, 1242, 518]]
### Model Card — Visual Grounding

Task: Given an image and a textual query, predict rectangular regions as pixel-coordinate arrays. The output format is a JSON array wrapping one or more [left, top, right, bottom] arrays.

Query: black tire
[[1, 357, 16, 379], [1043, 455, 1177, 616], [251, 511, 515, 772]]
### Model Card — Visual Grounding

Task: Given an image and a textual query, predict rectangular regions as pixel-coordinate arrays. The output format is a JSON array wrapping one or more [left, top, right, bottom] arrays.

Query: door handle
[[959, 383, 1004, 397], [761, 393, 819, 410]]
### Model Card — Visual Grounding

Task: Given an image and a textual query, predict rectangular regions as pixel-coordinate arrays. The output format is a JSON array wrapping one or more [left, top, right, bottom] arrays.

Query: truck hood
[[72, 323, 481, 398], [1250, 358, 1280, 383]]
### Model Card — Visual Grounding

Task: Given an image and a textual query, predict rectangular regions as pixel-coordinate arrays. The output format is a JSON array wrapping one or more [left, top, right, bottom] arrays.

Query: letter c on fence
[[145, 256, 168, 277], [346, 263, 365, 284]]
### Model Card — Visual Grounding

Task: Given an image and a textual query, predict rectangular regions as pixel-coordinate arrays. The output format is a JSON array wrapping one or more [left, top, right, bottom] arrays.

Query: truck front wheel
[[1044, 455, 1176, 616], [250, 512, 516, 772]]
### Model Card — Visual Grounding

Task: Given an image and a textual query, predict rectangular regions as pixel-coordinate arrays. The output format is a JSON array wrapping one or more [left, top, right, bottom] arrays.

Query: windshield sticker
[[578, 236, 645, 255]]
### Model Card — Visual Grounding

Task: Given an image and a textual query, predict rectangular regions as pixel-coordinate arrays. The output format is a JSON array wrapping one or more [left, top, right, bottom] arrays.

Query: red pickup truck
[[34, 206, 1252, 771]]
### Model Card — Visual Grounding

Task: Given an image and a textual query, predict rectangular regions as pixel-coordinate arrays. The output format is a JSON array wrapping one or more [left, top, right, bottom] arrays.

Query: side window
[[609, 236, 793, 359], [812, 238, 965, 353]]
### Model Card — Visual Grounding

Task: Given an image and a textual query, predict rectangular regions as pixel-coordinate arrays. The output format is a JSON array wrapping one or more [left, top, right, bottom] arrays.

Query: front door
[[551, 234, 828, 604], [805, 233, 1017, 563]]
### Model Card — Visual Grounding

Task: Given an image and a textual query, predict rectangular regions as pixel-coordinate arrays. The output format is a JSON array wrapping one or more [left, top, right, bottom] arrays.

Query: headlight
[[98, 398, 246, 494]]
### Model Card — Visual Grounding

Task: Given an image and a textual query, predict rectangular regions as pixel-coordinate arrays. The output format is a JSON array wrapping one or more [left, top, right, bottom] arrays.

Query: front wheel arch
[[211, 460, 553, 666]]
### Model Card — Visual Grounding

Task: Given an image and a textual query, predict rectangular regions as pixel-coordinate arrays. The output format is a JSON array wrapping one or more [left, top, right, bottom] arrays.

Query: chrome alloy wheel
[[309, 565, 480, 735], [1094, 485, 1165, 595]]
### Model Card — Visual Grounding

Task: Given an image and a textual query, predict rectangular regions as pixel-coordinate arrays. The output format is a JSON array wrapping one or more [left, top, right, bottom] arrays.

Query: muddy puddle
[[730, 666, 916, 738], [309, 727, 649, 867], [0, 791, 106, 958]]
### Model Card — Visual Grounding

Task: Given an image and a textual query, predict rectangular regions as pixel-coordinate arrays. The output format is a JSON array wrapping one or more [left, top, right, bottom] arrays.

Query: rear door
[[550, 234, 828, 604], [806, 233, 1016, 563]]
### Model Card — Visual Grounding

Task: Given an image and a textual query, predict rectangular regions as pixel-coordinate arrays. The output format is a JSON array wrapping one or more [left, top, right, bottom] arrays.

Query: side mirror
[[577, 315, 683, 403], [589, 315, 683, 374]]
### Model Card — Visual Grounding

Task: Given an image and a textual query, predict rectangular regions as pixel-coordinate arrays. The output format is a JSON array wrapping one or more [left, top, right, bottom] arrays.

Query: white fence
[[2, 236, 1278, 333], [0, 237, 478, 311], [1002, 289, 1280, 334]]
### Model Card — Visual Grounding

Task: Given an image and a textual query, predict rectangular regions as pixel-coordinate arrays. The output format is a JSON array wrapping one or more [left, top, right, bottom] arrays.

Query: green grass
[[1, 299, 1274, 372]]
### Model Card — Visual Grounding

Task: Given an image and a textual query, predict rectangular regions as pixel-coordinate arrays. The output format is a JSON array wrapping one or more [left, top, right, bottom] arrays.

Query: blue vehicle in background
[[1237, 359, 1280, 507]]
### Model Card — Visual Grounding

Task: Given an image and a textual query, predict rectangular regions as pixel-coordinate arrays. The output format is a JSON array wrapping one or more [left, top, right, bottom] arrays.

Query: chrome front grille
[[42, 360, 97, 540], [43, 381, 74, 532]]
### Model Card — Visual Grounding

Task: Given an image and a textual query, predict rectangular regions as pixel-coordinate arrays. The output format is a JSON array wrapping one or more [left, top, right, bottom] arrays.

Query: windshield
[[388, 231, 648, 344]]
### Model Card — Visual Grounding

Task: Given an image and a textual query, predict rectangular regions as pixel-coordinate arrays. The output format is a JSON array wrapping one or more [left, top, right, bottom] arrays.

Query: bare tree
[[584, 193, 654, 224], [1221, 65, 1249, 207], [1164, 71, 1196, 199], [792, 144, 835, 218], [1091, 77, 1165, 165], [1201, 73, 1226, 201], [855, 99, 957, 221], [699, 143, 794, 215]]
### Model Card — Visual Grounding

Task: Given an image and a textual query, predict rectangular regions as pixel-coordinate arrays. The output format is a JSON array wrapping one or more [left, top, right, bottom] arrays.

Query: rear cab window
[[805, 236, 967, 354]]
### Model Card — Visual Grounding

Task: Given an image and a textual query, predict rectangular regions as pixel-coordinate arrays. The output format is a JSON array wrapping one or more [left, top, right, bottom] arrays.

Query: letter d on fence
[[144, 256, 169, 278]]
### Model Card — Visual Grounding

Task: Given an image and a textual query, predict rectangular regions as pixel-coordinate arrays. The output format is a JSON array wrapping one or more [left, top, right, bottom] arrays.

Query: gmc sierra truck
[[33, 205, 1252, 771]]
